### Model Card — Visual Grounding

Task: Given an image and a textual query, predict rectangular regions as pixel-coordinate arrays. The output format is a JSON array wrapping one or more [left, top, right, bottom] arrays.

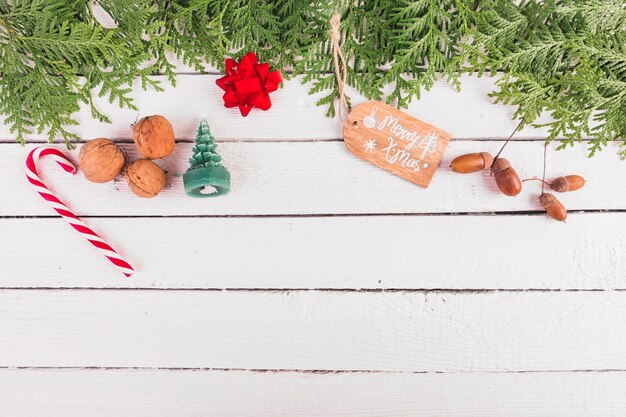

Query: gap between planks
[[2, 209, 625, 219], [2, 366, 626, 374], [0, 138, 596, 144], [0, 288, 621, 293]]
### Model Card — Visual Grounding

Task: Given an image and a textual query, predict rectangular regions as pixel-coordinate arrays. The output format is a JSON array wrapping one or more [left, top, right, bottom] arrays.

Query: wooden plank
[[1, 213, 624, 289], [0, 75, 565, 142], [2, 141, 621, 217], [1, 369, 625, 417], [1, 290, 626, 370]]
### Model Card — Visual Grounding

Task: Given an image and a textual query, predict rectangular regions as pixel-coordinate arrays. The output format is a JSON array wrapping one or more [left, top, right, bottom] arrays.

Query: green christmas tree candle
[[183, 120, 230, 197]]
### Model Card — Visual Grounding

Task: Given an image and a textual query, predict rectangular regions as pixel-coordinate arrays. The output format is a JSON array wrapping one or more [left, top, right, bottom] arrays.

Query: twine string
[[541, 142, 548, 194], [330, 13, 348, 120]]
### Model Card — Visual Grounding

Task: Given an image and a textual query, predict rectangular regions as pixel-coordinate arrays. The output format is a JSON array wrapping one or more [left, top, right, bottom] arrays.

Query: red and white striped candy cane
[[25, 146, 134, 277]]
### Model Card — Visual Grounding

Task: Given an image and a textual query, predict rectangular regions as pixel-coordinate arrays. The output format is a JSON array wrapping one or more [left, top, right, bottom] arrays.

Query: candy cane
[[25, 146, 134, 277]]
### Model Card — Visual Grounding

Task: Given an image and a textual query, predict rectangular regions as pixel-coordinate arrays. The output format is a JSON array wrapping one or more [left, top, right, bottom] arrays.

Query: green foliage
[[381, 0, 477, 108], [0, 0, 624, 156], [153, 0, 229, 77], [0, 0, 161, 146], [188, 119, 223, 170], [469, 0, 626, 157]]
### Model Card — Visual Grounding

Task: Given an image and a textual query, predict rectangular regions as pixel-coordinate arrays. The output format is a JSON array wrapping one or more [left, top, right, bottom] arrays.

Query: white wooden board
[[1, 369, 625, 417], [1, 213, 624, 289], [2, 141, 619, 217], [0, 75, 572, 142], [1, 290, 626, 371]]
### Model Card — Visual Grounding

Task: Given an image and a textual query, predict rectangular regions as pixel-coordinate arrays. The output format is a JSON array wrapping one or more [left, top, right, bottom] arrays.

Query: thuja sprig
[[0, 0, 624, 158]]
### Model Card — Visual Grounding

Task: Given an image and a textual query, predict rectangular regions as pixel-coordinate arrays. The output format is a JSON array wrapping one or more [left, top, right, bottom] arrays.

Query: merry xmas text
[[377, 115, 439, 171]]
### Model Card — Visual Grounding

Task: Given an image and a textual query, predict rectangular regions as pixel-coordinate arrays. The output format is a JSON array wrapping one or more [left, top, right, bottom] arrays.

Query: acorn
[[539, 192, 567, 222], [550, 175, 585, 193], [491, 158, 522, 196], [126, 159, 166, 198], [450, 152, 494, 173], [78, 138, 126, 183], [133, 115, 175, 159]]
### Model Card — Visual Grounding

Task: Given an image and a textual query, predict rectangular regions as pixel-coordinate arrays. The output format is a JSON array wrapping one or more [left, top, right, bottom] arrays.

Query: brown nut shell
[[551, 175, 585, 193], [78, 138, 126, 183], [491, 158, 522, 196], [539, 192, 567, 222], [133, 115, 175, 159], [450, 152, 494, 173], [126, 159, 166, 198]]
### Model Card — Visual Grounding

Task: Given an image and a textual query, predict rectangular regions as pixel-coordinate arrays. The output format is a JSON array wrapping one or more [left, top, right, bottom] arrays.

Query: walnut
[[78, 138, 125, 183], [126, 159, 166, 198], [133, 115, 175, 159]]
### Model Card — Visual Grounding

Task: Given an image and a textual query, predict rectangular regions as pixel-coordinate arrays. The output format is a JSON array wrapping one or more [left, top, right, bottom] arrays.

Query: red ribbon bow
[[216, 52, 283, 117]]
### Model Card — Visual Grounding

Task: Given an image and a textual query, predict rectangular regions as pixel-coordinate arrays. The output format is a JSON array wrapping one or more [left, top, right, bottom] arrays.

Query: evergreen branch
[[0, 0, 624, 158]]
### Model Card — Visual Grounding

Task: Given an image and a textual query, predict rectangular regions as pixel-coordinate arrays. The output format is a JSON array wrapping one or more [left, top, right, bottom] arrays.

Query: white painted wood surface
[[2, 369, 626, 417], [2, 213, 624, 289], [2, 290, 626, 371], [0, 74, 572, 142], [2, 26, 624, 414], [2, 141, 621, 216]]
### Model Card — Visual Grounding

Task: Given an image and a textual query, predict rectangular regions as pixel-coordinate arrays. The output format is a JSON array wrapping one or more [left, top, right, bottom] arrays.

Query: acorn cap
[[539, 192, 557, 208], [550, 177, 569, 192], [183, 166, 230, 198], [480, 152, 494, 169], [491, 158, 510, 174], [539, 192, 567, 222]]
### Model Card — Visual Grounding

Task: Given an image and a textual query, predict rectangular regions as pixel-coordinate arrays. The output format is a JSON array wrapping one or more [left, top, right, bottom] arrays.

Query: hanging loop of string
[[330, 13, 349, 120]]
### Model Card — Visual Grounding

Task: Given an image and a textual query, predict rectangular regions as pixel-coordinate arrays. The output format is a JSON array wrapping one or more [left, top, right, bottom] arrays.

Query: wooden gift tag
[[343, 101, 452, 188]]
